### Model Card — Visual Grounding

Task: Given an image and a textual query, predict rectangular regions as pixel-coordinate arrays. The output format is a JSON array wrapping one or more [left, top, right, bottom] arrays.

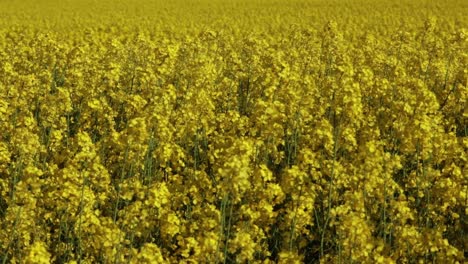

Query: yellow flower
[[25, 241, 51, 264]]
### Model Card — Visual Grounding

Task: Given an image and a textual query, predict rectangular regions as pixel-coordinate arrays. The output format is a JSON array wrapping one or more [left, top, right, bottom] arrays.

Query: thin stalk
[[223, 195, 234, 264]]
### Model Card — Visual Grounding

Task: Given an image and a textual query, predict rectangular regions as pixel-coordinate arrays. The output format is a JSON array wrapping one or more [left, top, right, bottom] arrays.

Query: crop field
[[0, 0, 467, 263]]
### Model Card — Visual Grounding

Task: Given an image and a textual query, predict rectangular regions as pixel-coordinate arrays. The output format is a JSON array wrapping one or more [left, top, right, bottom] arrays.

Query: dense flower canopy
[[0, 0, 466, 263]]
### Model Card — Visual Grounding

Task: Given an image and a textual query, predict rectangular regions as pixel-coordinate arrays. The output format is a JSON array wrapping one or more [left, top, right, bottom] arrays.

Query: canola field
[[0, 0, 467, 263]]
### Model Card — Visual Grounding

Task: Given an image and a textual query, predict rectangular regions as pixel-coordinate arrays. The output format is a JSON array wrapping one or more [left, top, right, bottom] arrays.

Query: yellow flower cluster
[[0, 0, 466, 263]]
